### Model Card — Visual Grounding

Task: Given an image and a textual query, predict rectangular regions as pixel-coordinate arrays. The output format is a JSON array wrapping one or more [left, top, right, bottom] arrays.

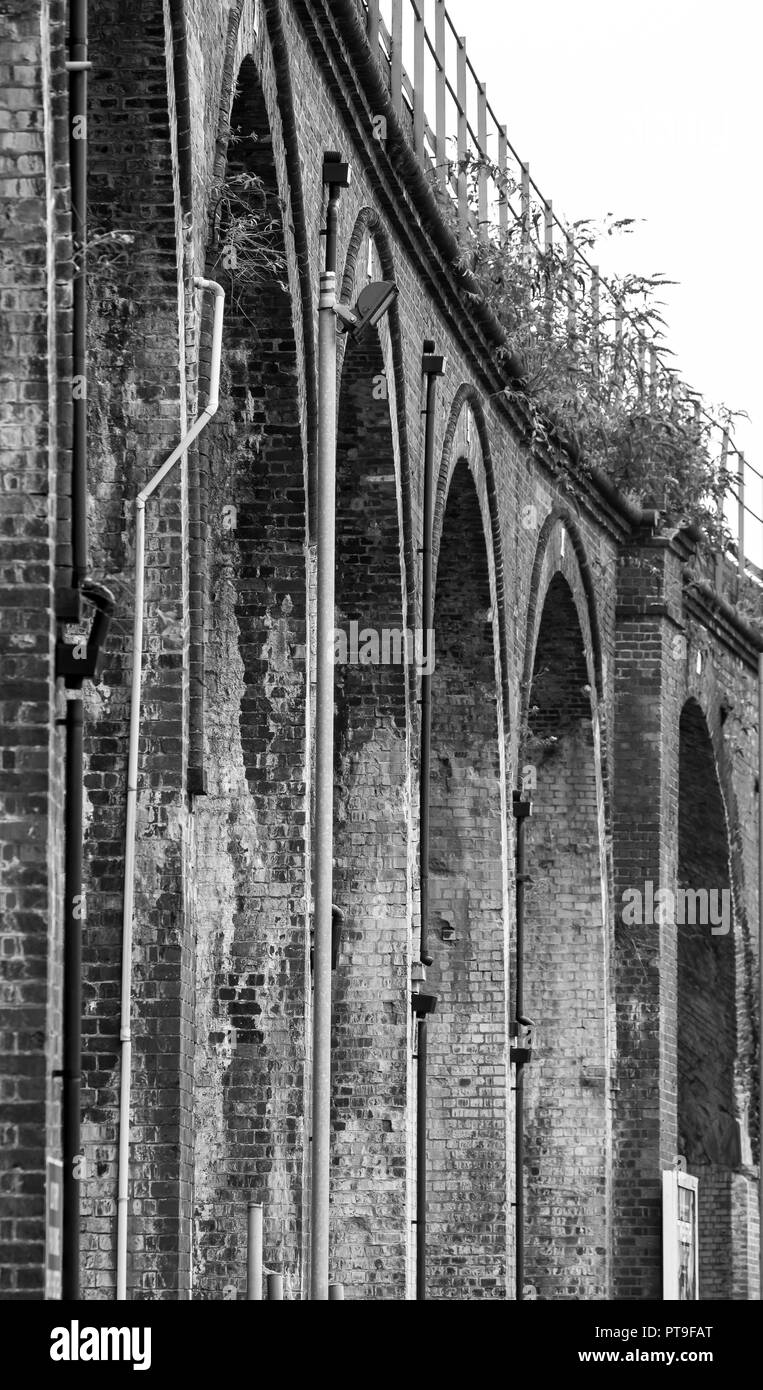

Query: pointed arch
[[339, 207, 414, 626], [425, 445, 511, 1298], [192, 49, 310, 1298], [518, 517, 613, 1299], [433, 384, 510, 719]]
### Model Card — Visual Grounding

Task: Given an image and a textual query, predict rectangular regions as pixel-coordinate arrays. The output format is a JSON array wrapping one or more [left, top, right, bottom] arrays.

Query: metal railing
[[362, 0, 760, 599]]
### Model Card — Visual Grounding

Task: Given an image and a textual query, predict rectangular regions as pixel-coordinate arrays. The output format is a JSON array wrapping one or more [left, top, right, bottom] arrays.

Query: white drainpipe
[[116, 278, 225, 1299]]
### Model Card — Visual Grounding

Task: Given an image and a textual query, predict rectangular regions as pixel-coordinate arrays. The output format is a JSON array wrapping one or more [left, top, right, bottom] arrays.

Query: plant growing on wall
[[433, 151, 743, 556], [208, 162, 288, 321]]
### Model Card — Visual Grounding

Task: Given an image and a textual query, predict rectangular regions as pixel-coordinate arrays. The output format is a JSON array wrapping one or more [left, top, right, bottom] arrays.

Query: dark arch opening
[[329, 325, 409, 1298], [426, 459, 508, 1300], [677, 698, 738, 1299], [523, 572, 609, 1299], [192, 56, 308, 1297]]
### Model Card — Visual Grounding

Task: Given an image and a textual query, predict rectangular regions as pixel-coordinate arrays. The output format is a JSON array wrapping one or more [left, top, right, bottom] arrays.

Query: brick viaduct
[[1, 0, 760, 1300]]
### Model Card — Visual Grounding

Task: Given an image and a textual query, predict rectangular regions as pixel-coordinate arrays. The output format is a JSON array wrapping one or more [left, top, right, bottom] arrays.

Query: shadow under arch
[[328, 305, 411, 1298], [339, 207, 415, 626], [432, 384, 510, 719], [518, 525, 612, 1299], [520, 507, 605, 711], [425, 456, 510, 1299], [676, 695, 752, 1299], [192, 51, 310, 1299]]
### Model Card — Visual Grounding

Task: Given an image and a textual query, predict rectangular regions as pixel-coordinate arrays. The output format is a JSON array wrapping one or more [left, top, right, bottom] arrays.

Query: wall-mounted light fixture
[[440, 920, 455, 941], [333, 280, 398, 338]]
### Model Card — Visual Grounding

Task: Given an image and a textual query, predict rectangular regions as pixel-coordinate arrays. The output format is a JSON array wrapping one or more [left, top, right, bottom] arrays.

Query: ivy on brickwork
[[435, 154, 745, 560]]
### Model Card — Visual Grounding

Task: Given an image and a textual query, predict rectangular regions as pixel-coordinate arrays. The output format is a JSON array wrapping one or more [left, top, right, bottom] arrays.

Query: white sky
[[442, 0, 762, 528]]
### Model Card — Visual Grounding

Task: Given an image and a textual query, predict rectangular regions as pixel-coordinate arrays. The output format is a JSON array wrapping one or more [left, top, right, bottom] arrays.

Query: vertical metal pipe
[[267, 1273, 284, 1301], [328, 1282, 344, 1300], [759, 653, 763, 1301], [69, 0, 88, 587], [246, 1202, 263, 1301], [416, 1015, 428, 1300], [311, 263, 338, 1301], [62, 688, 84, 1300], [419, 365, 438, 970], [514, 798, 528, 1302]]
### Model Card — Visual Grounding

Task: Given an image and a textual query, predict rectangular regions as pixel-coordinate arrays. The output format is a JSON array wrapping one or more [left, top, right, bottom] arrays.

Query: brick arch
[[192, 51, 311, 1299], [521, 508, 605, 713], [676, 695, 750, 1299], [339, 207, 415, 624], [426, 457, 511, 1299], [519, 540, 613, 1299], [328, 308, 411, 1299], [433, 384, 510, 718]]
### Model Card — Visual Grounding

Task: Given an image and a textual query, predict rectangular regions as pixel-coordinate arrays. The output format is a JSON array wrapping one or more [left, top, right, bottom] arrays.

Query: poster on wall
[[662, 1168, 699, 1300]]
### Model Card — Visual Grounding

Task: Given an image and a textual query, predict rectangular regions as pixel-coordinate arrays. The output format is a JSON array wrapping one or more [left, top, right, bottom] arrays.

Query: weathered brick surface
[[1, 0, 760, 1301], [0, 0, 68, 1299], [523, 564, 611, 1300], [191, 50, 310, 1300], [426, 458, 508, 1301], [329, 320, 410, 1297]]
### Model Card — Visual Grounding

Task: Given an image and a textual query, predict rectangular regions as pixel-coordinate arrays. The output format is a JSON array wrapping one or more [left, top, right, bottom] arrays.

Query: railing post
[[716, 426, 729, 595], [477, 81, 488, 240], [456, 35, 468, 238], [648, 344, 658, 411], [413, 1, 425, 162], [614, 299, 623, 381], [520, 161, 530, 249], [543, 199, 553, 327], [391, 0, 403, 120], [591, 266, 600, 383], [498, 126, 508, 238], [367, 0, 379, 53], [635, 334, 645, 400], [435, 0, 446, 188], [566, 233, 576, 338]]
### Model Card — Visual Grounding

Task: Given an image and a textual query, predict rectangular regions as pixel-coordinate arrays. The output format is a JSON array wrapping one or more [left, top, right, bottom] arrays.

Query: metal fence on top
[[359, 0, 760, 599]]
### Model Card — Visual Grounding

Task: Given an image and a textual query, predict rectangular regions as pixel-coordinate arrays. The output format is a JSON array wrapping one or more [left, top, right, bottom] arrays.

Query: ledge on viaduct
[[0, 0, 759, 1300]]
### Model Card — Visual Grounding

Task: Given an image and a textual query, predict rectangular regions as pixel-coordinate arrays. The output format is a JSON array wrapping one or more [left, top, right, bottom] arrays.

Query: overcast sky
[[442, 0, 761, 536]]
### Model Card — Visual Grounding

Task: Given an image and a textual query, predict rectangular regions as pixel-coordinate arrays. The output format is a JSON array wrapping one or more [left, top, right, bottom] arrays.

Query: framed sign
[[45, 1157, 63, 1300], [662, 1168, 699, 1300]]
